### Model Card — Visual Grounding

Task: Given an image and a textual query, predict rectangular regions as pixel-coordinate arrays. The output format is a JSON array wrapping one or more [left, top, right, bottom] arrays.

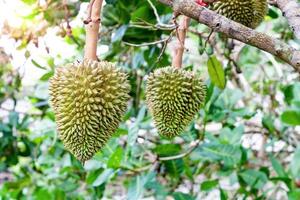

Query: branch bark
[[172, 16, 190, 68], [84, 0, 103, 60], [158, 0, 300, 72], [277, 0, 300, 40]]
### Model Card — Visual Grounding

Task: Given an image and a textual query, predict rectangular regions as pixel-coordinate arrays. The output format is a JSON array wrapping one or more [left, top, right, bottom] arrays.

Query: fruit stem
[[172, 16, 190, 69], [84, 0, 103, 60]]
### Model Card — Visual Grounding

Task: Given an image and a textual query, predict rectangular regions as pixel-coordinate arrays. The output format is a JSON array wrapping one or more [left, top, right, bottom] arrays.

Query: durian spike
[[49, 60, 130, 163], [84, 0, 103, 60], [211, 0, 268, 29], [146, 67, 207, 138]]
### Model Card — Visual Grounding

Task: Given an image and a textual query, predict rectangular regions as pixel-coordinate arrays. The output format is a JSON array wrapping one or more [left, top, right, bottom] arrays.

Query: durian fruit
[[49, 59, 130, 162], [146, 67, 207, 138], [211, 0, 268, 28]]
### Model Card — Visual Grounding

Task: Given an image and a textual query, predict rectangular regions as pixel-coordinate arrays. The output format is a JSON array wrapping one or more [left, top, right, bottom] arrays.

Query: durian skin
[[212, 0, 268, 28], [49, 59, 130, 162], [146, 67, 207, 138]]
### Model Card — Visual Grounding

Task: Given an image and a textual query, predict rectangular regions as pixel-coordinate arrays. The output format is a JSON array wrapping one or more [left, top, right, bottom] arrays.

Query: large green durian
[[211, 0, 268, 28], [146, 67, 207, 138], [49, 59, 130, 162]]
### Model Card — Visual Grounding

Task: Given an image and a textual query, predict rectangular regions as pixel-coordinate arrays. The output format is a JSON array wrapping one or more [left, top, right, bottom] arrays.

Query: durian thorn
[[84, 0, 103, 60], [172, 16, 190, 69]]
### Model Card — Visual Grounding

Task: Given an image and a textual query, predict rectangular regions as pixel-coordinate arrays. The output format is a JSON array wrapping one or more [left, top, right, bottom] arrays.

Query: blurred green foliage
[[0, 0, 300, 199]]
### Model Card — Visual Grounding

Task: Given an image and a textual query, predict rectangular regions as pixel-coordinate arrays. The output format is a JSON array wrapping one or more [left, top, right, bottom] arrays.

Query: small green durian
[[211, 0, 268, 28], [146, 67, 207, 138], [49, 59, 130, 163]]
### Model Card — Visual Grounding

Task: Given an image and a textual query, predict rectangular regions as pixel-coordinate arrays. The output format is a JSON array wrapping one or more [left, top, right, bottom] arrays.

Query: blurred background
[[0, 0, 300, 199]]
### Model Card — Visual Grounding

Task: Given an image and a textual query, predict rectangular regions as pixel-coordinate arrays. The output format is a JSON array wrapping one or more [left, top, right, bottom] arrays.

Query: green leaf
[[9, 112, 19, 127], [290, 148, 300, 179], [281, 110, 300, 126], [127, 105, 146, 145], [105, 0, 117, 4], [163, 159, 184, 177], [40, 71, 54, 81], [47, 58, 55, 70], [31, 59, 47, 70], [270, 155, 287, 178], [219, 126, 244, 145], [25, 50, 30, 58], [22, 0, 36, 5], [262, 115, 276, 133], [127, 172, 156, 200], [239, 169, 268, 189], [145, 181, 168, 200], [207, 56, 226, 89], [282, 83, 300, 105], [173, 192, 195, 200], [112, 25, 128, 43], [220, 188, 228, 200], [86, 169, 104, 185], [198, 143, 242, 167], [288, 189, 300, 200], [92, 169, 114, 187], [154, 144, 184, 177], [34, 187, 53, 200], [154, 144, 181, 157], [200, 179, 219, 191], [107, 147, 123, 169], [267, 8, 279, 19]]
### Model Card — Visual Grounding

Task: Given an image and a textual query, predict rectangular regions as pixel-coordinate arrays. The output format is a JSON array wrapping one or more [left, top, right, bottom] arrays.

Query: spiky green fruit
[[212, 0, 268, 28], [49, 59, 130, 162], [146, 67, 207, 138]]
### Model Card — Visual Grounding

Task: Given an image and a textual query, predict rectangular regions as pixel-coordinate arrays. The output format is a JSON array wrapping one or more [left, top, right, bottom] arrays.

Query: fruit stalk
[[172, 16, 190, 69], [84, 0, 103, 60]]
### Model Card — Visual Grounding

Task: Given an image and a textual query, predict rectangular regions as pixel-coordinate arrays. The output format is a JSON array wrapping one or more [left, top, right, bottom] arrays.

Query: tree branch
[[158, 0, 300, 72], [84, 0, 103, 60], [277, 0, 300, 40]]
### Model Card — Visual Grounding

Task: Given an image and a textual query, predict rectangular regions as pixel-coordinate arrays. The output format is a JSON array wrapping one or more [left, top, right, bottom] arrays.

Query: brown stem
[[172, 16, 190, 69], [84, 0, 103, 60]]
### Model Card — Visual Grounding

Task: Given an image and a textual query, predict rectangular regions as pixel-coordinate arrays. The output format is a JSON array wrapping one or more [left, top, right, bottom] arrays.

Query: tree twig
[[158, 0, 300, 72], [123, 37, 171, 47], [159, 139, 200, 161]]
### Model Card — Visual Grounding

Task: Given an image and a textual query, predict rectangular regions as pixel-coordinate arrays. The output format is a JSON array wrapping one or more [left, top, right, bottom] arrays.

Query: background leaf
[[281, 110, 300, 125], [207, 56, 226, 89]]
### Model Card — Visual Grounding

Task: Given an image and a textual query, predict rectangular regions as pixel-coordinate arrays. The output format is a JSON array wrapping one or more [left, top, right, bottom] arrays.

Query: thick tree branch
[[277, 0, 300, 40], [158, 0, 300, 72], [84, 0, 103, 60]]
